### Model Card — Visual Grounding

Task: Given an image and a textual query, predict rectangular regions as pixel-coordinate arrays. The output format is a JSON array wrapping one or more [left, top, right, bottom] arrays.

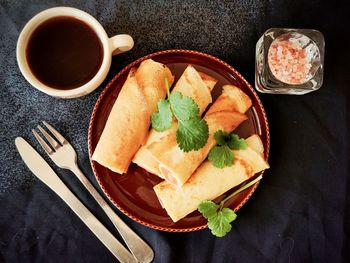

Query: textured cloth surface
[[0, 0, 349, 262]]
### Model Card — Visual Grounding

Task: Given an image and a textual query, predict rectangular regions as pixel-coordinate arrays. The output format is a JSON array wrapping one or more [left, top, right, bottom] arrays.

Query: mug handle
[[109, 34, 134, 56]]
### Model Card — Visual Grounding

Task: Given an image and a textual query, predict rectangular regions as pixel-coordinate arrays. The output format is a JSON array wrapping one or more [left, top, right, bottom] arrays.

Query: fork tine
[[32, 129, 54, 155], [42, 121, 66, 145], [37, 125, 60, 150]]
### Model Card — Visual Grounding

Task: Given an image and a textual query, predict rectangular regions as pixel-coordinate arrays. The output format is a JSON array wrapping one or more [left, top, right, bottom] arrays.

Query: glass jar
[[255, 28, 325, 95]]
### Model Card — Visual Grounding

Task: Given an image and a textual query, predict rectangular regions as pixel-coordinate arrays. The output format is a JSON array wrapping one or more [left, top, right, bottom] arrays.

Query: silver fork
[[32, 121, 154, 263]]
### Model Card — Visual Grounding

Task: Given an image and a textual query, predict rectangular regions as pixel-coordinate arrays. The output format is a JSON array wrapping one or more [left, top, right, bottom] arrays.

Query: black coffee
[[26, 16, 103, 90]]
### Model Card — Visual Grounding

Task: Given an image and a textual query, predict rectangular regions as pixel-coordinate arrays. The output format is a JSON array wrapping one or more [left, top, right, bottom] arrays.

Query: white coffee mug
[[16, 7, 134, 98]]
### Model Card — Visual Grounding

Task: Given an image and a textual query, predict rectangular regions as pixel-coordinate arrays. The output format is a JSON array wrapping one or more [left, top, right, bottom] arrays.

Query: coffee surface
[[26, 16, 103, 90]]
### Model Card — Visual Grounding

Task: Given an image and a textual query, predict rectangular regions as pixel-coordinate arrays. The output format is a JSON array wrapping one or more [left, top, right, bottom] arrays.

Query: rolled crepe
[[154, 135, 269, 222], [132, 65, 217, 176], [148, 85, 252, 186], [92, 59, 174, 174]]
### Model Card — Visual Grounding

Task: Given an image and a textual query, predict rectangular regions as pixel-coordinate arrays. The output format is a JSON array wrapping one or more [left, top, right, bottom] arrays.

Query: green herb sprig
[[151, 78, 209, 152], [198, 175, 263, 237], [208, 131, 248, 168]]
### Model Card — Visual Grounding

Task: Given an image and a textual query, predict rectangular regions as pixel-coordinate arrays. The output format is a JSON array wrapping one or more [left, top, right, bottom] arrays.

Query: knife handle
[[38, 170, 137, 263]]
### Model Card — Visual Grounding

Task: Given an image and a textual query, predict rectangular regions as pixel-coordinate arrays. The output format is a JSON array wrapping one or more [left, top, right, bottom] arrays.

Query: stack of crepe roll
[[92, 59, 174, 173], [93, 59, 269, 223], [154, 134, 269, 222]]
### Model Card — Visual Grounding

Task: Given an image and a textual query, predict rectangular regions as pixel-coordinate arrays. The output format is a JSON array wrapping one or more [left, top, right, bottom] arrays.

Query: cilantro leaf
[[213, 131, 248, 150], [198, 201, 219, 219], [176, 118, 209, 152], [151, 77, 209, 152], [208, 145, 234, 168], [198, 201, 236, 237], [169, 92, 199, 121], [214, 130, 231, 146], [208, 209, 237, 237], [228, 134, 248, 150], [221, 207, 237, 222], [151, 99, 173, 131], [198, 175, 263, 238], [209, 131, 247, 168]]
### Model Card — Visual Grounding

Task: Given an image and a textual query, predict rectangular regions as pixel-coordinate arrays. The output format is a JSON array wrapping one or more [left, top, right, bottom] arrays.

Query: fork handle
[[70, 165, 154, 263]]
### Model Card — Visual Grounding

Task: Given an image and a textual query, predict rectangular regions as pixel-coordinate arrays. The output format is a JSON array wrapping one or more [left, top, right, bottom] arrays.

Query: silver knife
[[15, 137, 137, 263]]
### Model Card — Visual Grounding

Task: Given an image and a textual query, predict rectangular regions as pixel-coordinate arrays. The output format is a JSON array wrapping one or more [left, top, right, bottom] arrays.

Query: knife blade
[[15, 137, 137, 263]]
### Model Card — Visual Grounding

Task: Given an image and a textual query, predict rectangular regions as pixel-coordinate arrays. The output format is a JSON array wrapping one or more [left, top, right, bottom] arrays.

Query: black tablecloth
[[0, 1, 348, 262]]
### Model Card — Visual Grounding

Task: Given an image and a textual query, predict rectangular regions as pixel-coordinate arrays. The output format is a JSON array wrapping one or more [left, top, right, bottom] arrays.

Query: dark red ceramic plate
[[88, 50, 270, 232]]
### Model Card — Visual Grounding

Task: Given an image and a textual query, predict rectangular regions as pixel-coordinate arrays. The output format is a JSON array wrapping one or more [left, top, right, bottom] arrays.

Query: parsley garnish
[[169, 92, 199, 120], [207, 146, 233, 168], [151, 78, 209, 152], [229, 134, 248, 150], [198, 175, 263, 237], [151, 99, 172, 131], [208, 131, 248, 168], [176, 118, 209, 151]]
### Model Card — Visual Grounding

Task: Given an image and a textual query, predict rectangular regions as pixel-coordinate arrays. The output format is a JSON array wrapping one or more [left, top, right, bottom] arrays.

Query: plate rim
[[88, 49, 270, 232]]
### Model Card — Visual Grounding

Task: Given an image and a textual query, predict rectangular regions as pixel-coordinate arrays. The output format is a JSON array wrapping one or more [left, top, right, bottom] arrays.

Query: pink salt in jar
[[255, 29, 324, 95]]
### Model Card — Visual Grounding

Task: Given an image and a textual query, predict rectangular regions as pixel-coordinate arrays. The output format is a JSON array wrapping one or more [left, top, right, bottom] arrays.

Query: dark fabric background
[[0, 0, 348, 262]]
